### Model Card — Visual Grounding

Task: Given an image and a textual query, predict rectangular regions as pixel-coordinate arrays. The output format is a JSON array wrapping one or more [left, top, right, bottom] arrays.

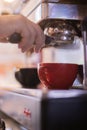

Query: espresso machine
[[1, 0, 87, 130]]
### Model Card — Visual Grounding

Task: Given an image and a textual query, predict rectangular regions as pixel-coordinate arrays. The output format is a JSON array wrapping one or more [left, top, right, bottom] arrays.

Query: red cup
[[38, 63, 78, 90]]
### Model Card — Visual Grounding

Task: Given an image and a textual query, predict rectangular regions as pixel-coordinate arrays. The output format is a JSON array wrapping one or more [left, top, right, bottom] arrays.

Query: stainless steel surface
[[82, 31, 87, 88], [0, 89, 42, 130], [81, 17, 87, 89], [41, 3, 87, 20], [39, 18, 81, 47], [21, 0, 87, 22], [43, 0, 87, 4], [1, 88, 87, 130]]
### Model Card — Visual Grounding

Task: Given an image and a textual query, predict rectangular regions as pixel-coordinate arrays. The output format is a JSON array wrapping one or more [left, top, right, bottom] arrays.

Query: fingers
[[35, 35, 45, 52], [18, 24, 36, 52], [19, 18, 45, 53], [34, 24, 45, 52], [26, 20, 45, 52], [0, 14, 45, 53]]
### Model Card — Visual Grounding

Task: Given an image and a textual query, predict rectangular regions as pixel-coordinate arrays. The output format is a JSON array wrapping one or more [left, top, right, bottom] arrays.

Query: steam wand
[[82, 16, 87, 89]]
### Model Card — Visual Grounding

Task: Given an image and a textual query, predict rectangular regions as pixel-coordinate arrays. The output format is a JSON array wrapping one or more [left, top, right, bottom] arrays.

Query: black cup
[[15, 68, 40, 88]]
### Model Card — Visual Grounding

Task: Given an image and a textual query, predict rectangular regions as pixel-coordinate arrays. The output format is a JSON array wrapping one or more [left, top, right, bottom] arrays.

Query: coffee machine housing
[[21, 0, 87, 21]]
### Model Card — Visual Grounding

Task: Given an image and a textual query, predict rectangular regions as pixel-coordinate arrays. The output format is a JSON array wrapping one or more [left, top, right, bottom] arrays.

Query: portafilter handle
[[9, 32, 22, 43], [81, 16, 87, 89], [8, 32, 53, 44]]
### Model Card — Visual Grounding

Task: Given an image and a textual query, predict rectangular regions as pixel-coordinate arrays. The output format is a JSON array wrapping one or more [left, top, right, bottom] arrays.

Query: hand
[[0, 14, 45, 52]]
